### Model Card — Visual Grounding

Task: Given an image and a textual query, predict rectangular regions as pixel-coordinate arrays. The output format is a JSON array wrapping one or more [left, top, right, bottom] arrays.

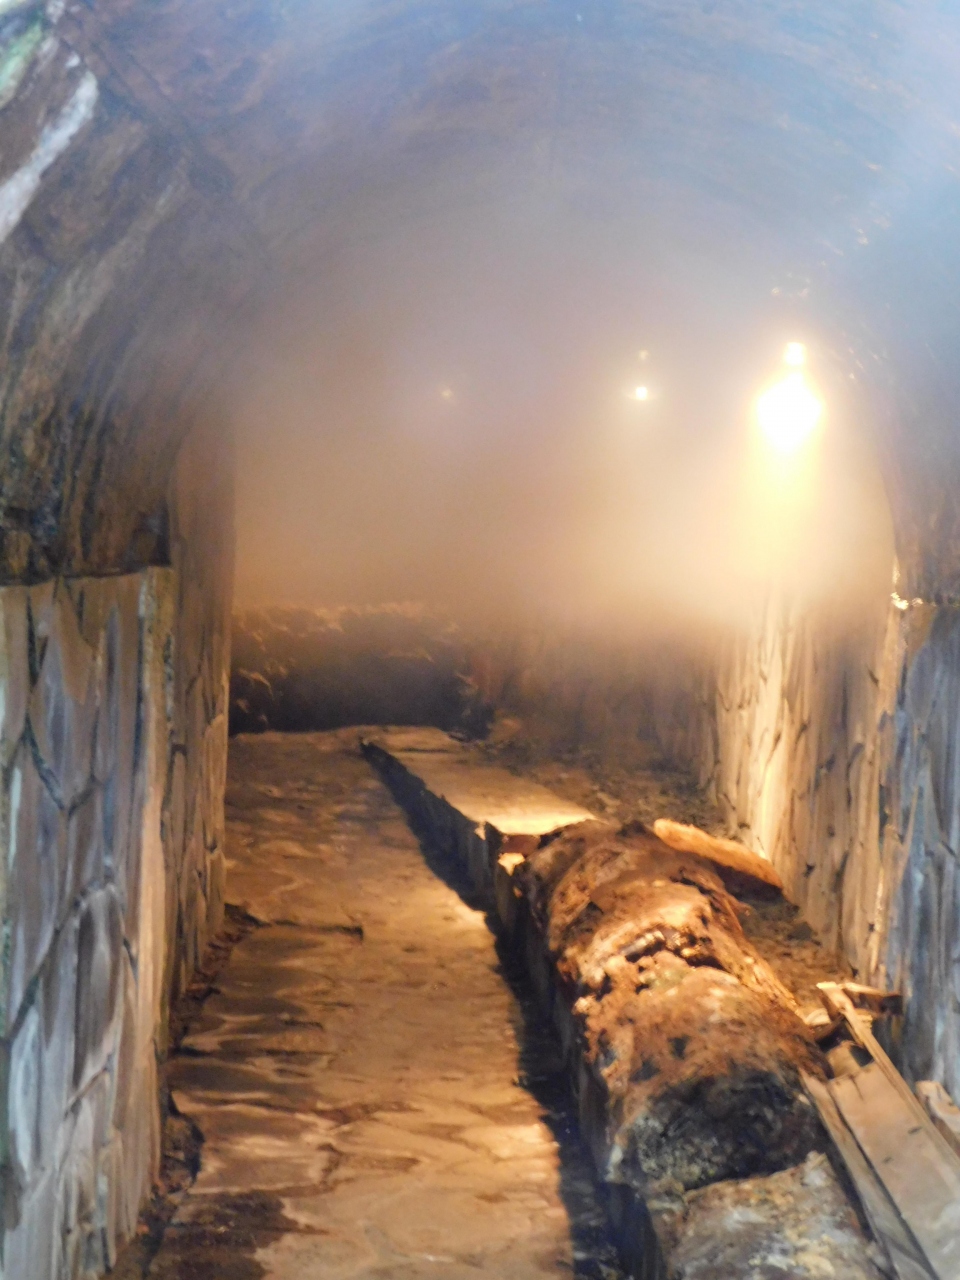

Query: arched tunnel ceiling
[[3, 0, 960, 595]]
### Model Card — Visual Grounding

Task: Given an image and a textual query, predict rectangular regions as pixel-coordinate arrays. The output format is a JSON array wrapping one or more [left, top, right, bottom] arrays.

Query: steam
[[230, 181, 894, 649]]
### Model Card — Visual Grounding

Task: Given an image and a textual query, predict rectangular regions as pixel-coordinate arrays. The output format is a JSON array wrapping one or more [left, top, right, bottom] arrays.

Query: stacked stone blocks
[[2, 573, 168, 1278], [1, 556, 229, 1279]]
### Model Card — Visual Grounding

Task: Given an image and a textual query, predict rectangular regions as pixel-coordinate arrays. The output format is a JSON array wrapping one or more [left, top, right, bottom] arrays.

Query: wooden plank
[[917, 1082, 960, 1161], [651, 818, 784, 893], [803, 1007, 843, 1042], [803, 1071, 935, 1280], [817, 984, 956, 1151], [843, 982, 903, 1017], [830, 1064, 960, 1278]]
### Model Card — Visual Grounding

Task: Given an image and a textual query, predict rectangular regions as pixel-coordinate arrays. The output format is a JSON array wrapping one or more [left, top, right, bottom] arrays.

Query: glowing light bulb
[[633, 385, 649, 401], [756, 370, 822, 455], [439, 385, 454, 402], [784, 342, 806, 367]]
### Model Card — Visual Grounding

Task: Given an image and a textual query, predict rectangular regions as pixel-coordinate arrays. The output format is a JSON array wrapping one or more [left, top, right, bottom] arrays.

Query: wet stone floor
[[148, 731, 624, 1280]]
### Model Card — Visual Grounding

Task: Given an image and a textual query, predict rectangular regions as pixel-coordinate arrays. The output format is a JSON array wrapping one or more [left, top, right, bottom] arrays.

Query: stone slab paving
[[363, 727, 598, 837], [148, 730, 622, 1279]]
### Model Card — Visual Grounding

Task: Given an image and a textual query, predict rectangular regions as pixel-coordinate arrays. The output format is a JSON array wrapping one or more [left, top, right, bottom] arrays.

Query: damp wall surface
[[0, 0, 252, 588], [1, 569, 172, 1280], [164, 422, 234, 1003], [0, 12, 238, 1270], [655, 591, 960, 1102], [0, 424, 233, 1280]]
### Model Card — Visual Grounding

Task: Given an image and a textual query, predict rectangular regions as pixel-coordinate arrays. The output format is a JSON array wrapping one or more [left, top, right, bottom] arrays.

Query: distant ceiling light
[[756, 370, 822, 455], [638, 349, 649, 362], [439, 386, 454, 401], [633, 385, 649, 401], [784, 342, 806, 367]]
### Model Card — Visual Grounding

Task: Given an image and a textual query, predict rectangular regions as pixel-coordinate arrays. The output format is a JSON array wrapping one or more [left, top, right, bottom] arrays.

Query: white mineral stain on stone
[[8, 1002, 41, 1173], [0, 69, 97, 244], [7, 762, 21, 870]]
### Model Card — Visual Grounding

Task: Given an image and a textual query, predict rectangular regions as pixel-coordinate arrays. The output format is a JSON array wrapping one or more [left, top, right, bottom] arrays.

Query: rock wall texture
[[0, 0, 251, 586], [1, 570, 173, 1279], [0, 423, 232, 1280], [466, 629, 662, 768], [656, 590, 960, 1102], [230, 605, 488, 736], [0, 10, 236, 1273], [164, 420, 233, 1005]]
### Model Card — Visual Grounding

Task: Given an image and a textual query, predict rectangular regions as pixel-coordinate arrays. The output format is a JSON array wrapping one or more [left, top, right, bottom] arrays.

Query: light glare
[[633, 385, 649, 401], [784, 342, 806, 367], [756, 371, 822, 455]]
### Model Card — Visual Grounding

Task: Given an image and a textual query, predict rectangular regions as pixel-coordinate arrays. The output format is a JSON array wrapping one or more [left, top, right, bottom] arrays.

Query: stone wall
[[163, 419, 233, 1008], [230, 605, 486, 736], [1, 570, 173, 1278], [656, 590, 960, 1101], [0, 0, 253, 587], [0, 11, 235, 1272], [465, 628, 662, 768], [0, 425, 232, 1280]]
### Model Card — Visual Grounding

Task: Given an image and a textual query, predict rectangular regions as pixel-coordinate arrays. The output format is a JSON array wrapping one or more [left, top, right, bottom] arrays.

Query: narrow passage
[[148, 731, 622, 1279]]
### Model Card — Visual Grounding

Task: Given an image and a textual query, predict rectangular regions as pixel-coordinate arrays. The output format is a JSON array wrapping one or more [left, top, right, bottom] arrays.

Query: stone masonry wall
[[0, 0, 253, 587], [163, 419, 232, 1010], [0, 426, 232, 1280], [465, 627, 662, 769], [656, 591, 960, 1101], [1, 570, 173, 1279]]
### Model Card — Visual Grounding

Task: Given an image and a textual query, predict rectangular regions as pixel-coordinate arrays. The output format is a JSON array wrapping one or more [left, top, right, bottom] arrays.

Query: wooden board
[[843, 982, 903, 1017], [817, 984, 957, 1146], [803, 1071, 935, 1280], [830, 1063, 960, 1278], [917, 1081, 960, 1160], [652, 818, 784, 893]]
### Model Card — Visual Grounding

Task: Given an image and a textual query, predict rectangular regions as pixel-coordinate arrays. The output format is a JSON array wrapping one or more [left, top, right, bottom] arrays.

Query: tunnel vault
[[4, 1, 960, 1276]]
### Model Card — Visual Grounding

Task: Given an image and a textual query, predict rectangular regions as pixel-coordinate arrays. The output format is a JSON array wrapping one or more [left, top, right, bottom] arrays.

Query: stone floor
[[147, 730, 623, 1279]]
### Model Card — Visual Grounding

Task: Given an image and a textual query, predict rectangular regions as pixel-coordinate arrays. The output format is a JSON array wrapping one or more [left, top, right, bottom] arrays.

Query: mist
[[231, 178, 894, 645]]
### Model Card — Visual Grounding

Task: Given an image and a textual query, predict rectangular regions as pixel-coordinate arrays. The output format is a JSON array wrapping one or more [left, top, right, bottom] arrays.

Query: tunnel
[[3, 2, 960, 1277]]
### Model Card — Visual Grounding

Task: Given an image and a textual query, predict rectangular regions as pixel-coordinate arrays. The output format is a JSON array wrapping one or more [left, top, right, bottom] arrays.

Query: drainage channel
[[362, 726, 885, 1280]]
